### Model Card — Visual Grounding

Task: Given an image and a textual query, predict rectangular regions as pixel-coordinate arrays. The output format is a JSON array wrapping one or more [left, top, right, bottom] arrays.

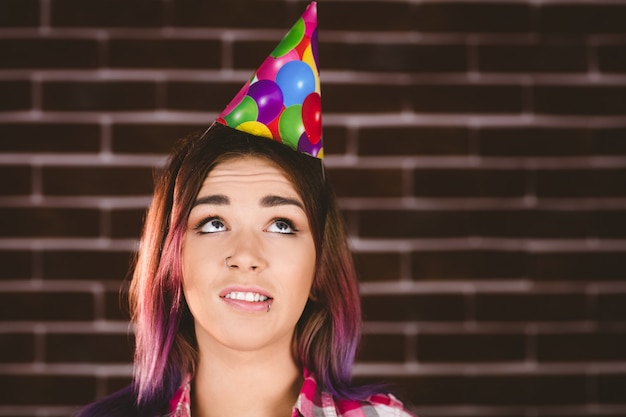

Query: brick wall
[[1, 0, 626, 415]]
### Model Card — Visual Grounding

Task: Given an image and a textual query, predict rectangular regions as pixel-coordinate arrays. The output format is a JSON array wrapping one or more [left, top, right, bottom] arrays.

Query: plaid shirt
[[169, 370, 415, 417]]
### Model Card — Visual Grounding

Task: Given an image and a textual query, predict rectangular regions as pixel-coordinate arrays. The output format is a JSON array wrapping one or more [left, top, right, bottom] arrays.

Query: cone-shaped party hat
[[216, 2, 323, 159]]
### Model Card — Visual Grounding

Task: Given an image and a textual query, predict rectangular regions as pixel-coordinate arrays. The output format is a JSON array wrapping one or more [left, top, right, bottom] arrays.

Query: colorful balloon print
[[302, 92, 321, 144], [297, 132, 323, 158], [223, 96, 257, 127], [216, 2, 323, 159], [276, 61, 315, 107], [278, 104, 305, 149], [247, 80, 283, 124], [256, 49, 299, 81], [271, 18, 305, 58], [236, 121, 273, 140]]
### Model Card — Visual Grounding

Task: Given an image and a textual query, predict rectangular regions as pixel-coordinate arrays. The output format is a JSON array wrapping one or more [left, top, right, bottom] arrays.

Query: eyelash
[[270, 218, 299, 234], [194, 216, 225, 234], [193, 216, 299, 235]]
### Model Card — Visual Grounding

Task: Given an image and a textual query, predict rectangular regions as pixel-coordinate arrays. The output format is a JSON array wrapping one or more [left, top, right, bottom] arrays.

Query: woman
[[76, 3, 415, 416]]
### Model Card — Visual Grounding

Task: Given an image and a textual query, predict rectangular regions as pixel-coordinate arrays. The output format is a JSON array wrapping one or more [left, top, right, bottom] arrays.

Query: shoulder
[[334, 393, 417, 417], [73, 385, 140, 417]]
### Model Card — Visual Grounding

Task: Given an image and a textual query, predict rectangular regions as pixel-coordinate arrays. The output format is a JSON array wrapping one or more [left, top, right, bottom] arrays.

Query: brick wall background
[[1, 0, 626, 415]]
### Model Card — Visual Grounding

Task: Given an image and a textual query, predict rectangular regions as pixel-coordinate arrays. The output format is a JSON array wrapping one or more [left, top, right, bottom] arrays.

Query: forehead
[[199, 156, 298, 195]]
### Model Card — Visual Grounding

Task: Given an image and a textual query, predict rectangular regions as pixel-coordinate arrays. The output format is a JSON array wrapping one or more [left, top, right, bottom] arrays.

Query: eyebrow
[[192, 194, 229, 208], [192, 194, 304, 211], [260, 195, 305, 211]]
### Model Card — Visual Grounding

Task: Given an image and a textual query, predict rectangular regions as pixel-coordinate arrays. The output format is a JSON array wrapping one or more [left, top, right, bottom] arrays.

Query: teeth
[[224, 291, 268, 302]]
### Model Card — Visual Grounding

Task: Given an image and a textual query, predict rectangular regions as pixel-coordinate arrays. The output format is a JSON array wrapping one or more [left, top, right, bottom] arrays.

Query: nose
[[225, 231, 266, 272]]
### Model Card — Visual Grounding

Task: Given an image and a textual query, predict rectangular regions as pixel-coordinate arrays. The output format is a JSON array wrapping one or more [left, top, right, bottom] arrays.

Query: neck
[[191, 340, 303, 417]]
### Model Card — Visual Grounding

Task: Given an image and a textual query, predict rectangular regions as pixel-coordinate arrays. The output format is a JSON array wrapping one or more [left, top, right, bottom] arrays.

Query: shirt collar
[[168, 369, 329, 417], [167, 371, 412, 417]]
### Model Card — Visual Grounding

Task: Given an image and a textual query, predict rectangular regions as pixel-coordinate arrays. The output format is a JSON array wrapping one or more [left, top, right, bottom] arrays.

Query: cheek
[[180, 241, 210, 306], [290, 245, 316, 297]]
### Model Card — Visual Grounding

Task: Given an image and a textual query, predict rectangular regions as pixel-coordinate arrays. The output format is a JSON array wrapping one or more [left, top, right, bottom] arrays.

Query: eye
[[267, 219, 297, 234], [196, 217, 227, 234]]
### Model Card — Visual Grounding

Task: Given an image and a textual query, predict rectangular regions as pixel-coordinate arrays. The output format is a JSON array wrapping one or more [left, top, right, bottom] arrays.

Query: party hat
[[216, 2, 323, 159]]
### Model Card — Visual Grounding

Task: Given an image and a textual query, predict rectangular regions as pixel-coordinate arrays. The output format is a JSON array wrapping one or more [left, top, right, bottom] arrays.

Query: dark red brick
[[42, 250, 133, 281], [232, 40, 280, 71], [532, 252, 626, 281], [108, 39, 221, 69], [0, 333, 35, 362], [592, 209, 626, 237], [0, 39, 98, 69], [540, 4, 626, 34], [536, 169, 626, 198], [110, 208, 146, 239], [597, 44, 626, 73], [418, 333, 526, 362], [172, 0, 289, 29], [46, 333, 134, 363], [0, 81, 31, 110], [478, 127, 592, 156], [537, 331, 626, 362], [42, 166, 154, 196], [0, 291, 94, 321], [359, 126, 469, 156], [476, 210, 590, 238], [112, 123, 203, 154], [597, 374, 626, 403], [412, 250, 528, 280], [322, 2, 412, 32], [0, 250, 31, 279], [319, 42, 467, 73], [359, 210, 473, 238], [413, 169, 527, 197], [42, 81, 157, 111], [412, 84, 524, 113], [324, 84, 408, 113], [545, 413, 625, 417], [359, 209, 592, 239], [353, 252, 402, 282], [322, 126, 348, 156], [594, 128, 626, 155], [478, 44, 586, 73], [0, 207, 100, 237], [166, 81, 243, 112], [51, 0, 163, 27], [415, 3, 531, 33], [0, 166, 31, 196], [326, 168, 404, 198], [469, 374, 586, 406], [595, 293, 626, 322], [475, 293, 587, 322], [357, 334, 405, 363], [0, 123, 100, 152], [105, 289, 131, 321], [356, 374, 586, 406], [0, 374, 96, 405], [534, 86, 626, 116], [354, 375, 466, 405], [362, 294, 466, 321], [0, 0, 39, 27]]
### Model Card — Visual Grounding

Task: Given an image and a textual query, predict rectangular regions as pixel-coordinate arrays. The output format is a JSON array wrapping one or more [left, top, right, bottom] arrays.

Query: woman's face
[[182, 156, 316, 354]]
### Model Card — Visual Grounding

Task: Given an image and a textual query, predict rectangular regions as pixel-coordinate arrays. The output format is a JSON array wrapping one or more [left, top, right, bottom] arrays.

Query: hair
[[77, 123, 370, 416]]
